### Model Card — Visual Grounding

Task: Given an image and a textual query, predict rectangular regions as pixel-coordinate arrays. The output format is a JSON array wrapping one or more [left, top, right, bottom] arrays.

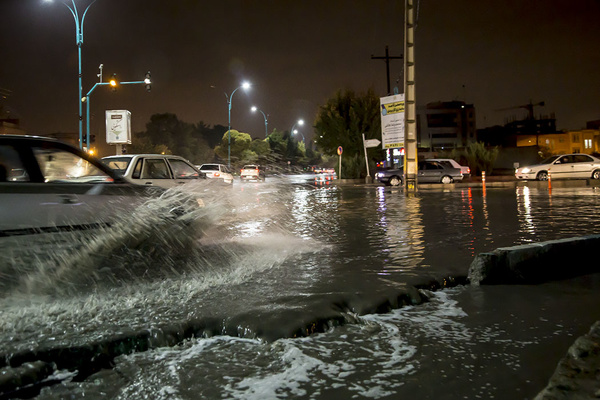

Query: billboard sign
[[105, 110, 132, 144], [380, 94, 405, 149]]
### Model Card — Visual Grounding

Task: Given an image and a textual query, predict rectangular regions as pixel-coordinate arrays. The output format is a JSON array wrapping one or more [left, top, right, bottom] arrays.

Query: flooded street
[[2, 175, 600, 399]]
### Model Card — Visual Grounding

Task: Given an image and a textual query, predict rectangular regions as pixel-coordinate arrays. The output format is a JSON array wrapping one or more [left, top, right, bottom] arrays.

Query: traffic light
[[110, 73, 118, 91], [144, 71, 151, 92]]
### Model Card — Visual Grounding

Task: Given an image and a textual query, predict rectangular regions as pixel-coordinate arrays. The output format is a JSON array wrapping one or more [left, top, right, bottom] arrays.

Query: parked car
[[427, 158, 471, 178], [376, 160, 463, 186], [102, 154, 205, 189], [240, 164, 265, 182], [197, 163, 234, 185], [0, 135, 182, 235], [515, 154, 600, 181]]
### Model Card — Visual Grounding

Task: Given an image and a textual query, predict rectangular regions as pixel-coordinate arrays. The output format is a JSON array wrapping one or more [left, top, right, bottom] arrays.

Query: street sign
[[337, 146, 343, 155], [364, 138, 381, 148]]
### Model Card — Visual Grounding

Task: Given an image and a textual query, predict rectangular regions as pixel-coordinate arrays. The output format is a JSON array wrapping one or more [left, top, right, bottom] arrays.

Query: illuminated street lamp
[[44, 0, 98, 149], [251, 106, 269, 138], [225, 81, 251, 166], [290, 119, 304, 141], [293, 129, 305, 143]]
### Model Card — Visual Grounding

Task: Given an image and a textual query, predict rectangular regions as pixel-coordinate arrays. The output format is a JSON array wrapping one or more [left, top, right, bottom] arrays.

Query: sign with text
[[105, 110, 132, 144], [380, 94, 405, 149]]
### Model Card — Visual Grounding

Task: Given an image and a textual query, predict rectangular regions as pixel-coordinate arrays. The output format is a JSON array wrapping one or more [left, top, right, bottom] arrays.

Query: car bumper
[[515, 174, 535, 180]]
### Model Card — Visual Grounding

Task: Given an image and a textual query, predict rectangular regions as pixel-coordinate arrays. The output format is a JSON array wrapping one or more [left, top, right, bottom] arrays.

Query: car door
[[138, 157, 175, 188], [167, 158, 202, 185], [571, 154, 596, 178], [548, 155, 574, 179], [418, 161, 442, 183]]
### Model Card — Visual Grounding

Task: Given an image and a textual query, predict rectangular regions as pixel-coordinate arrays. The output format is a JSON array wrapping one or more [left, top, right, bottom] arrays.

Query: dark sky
[[1, 0, 599, 147]]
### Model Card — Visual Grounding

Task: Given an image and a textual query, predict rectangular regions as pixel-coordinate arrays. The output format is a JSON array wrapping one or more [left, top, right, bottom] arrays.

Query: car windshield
[[201, 164, 219, 171], [540, 156, 560, 165], [102, 157, 132, 175]]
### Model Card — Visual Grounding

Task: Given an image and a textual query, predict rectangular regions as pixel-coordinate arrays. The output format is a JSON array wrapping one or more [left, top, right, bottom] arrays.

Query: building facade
[[516, 129, 600, 155], [419, 101, 476, 150]]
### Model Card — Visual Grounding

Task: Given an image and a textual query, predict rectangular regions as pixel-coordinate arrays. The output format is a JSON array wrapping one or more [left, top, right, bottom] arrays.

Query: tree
[[130, 113, 214, 164], [214, 130, 253, 165], [450, 142, 499, 176], [314, 89, 381, 178]]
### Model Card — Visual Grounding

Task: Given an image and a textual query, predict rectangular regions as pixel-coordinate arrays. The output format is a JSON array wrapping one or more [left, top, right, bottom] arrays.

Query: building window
[[572, 133, 580, 143], [584, 139, 592, 149]]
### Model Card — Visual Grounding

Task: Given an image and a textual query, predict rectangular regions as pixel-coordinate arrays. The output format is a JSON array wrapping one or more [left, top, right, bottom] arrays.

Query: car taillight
[[467, 167, 470, 174], [215, 172, 220, 177]]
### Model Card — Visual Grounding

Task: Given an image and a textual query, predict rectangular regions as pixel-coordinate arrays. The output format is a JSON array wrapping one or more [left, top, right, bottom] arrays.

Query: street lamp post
[[251, 106, 269, 138], [225, 82, 250, 166], [293, 129, 305, 142], [45, 0, 98, 149], [290, 119, 304, 141]]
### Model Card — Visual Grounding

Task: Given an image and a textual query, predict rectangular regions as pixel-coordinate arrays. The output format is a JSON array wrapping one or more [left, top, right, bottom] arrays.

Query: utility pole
[[404, 0, 418, 192], [371, 46, 403, 95]]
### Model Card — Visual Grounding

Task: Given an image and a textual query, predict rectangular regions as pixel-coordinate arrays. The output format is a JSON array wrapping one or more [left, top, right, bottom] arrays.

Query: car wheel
[[592, 170, 600, 180], [441, 175, 453, 184], [536, 171, 549, 181], [389, 176, 402, 186]]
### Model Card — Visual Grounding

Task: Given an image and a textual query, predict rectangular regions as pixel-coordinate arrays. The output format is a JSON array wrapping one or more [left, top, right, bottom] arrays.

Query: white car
[[427, 158, 471, 178], [515, 154, 600, 181], [240, 164, 265, 182], [0, 135, 172, 235], [197, 163, 234, 184], [102, 154, 205, 189]]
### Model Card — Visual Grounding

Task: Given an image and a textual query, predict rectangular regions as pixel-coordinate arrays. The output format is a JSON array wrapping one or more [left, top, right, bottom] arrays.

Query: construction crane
[[496, 101, 545, 120]]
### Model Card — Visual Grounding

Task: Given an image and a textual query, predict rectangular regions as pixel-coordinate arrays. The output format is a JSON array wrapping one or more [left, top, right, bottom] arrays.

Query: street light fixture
[[225, 81, 251, 166], [45, 0, 98, 149], [293, 129, 305, 143], [290, 119, 304, 140], [251, 106, 269, 138]]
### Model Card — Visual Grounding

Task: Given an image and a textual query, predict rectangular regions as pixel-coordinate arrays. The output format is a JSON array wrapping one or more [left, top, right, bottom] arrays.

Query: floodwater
[[2, 175, 600, 399]]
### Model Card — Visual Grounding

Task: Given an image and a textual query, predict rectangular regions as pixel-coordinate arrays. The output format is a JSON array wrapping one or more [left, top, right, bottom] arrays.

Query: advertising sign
[[105, 110, 132, 144], [380, 94, 405, 149]]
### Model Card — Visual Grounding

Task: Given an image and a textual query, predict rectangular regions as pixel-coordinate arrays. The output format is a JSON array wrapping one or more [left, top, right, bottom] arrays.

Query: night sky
[[1, 0, 599, 152]]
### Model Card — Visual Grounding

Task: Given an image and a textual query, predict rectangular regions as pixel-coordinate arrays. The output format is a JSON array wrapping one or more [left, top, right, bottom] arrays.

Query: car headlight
[[521, 168, 531, 174]]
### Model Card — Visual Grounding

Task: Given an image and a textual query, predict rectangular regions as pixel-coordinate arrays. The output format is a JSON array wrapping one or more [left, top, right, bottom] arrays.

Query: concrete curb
[[465, 235, 600, 399], [467, 234, 600, 285]]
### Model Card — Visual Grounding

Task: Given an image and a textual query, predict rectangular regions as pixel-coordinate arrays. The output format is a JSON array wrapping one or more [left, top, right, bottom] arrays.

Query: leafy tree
[[450, 142, 499, 176], [131, 113, 214, 164], [314, 89, 381, 178], [214, 130, 253, 164]]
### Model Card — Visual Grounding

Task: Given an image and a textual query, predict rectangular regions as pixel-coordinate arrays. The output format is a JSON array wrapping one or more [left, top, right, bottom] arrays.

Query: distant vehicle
[[197, 163, 234, 185], [515, 153, 600, 181], [102, 154, 205, 189], [0, 135, 182, 236], [427, 158, 471, 178], [376, 160, 463, 186], [240, 164, 265, 182]]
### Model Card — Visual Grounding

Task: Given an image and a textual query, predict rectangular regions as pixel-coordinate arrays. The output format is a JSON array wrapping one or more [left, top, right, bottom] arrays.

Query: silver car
[[0, 135, 167, 235], [515, 154, 600, 181], [376, 160, 463, 186], [102, 154, 205, 189]]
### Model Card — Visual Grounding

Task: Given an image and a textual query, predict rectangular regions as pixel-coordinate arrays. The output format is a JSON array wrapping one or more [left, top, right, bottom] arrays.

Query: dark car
[[376, 160, 464, 186], [0, 135, 186, 236]]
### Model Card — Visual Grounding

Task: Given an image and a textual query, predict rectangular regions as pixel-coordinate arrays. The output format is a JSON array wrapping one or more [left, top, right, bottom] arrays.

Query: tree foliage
[[129, 113, 214, 164], [314, 89, 381, 178], [450, 142, 499, 176]]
